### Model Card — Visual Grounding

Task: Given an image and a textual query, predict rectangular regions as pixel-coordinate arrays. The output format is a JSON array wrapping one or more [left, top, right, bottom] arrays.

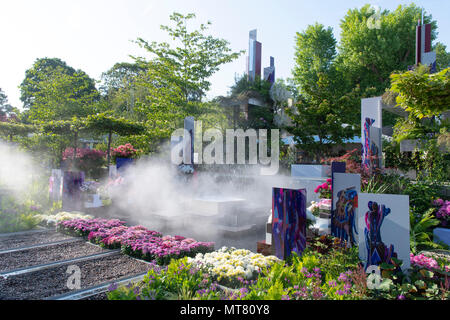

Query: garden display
[[0, 2, 449, 306]]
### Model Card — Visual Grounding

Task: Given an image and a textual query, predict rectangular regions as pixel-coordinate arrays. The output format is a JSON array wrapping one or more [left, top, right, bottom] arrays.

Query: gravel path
[[0, 242, 106, 273], [0, 254, 153, 300], [0, 231, 75, 251]]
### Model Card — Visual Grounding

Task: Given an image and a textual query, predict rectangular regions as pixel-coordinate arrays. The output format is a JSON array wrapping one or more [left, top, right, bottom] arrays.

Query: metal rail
[[0, 238, 83, 255]]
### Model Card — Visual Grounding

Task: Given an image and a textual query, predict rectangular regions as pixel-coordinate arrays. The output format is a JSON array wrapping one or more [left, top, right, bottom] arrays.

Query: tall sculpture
[[246, 29, 262, 82], [415, 17, 436, 72], [264, 56, 275, 84], [246, 30, 275, 84]]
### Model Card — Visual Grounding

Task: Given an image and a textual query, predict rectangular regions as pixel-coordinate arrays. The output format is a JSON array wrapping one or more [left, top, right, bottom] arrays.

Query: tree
[[132, 12, 243, 130], [41, 118, 87, 165], [435, 42, 450, 72], [0, 88, 17, 118], [0, 122, 36, 142], [338, 4, 437, 95], [390, 65, 450, 119], [19, 58, 99, 121], [286, 73, 360, 160], [136, 12, 243, 102], [113, 12, 244, 153], [288, 23, 361, 159], [85, 113, 146, 166], [98, 62, 148, 120], [292, 23, 337, 93]]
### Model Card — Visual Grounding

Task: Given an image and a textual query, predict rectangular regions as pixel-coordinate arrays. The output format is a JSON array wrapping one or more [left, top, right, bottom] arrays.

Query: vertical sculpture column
[[62, 171, 84, 211]]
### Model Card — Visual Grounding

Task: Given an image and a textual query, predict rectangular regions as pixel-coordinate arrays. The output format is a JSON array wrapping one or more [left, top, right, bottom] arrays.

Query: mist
[[0, 142, 35, 198], [107, 151, 325, 249]]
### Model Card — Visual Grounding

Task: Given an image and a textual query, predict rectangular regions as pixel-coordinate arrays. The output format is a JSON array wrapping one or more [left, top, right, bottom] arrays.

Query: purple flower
[[108, 283, 118, 291]]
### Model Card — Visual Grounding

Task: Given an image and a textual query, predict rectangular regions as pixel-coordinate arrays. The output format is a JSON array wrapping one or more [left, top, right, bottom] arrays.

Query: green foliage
[[0, 196, 40, 233], [85, 113, 146, 164], [135, 12, 243, 103], [85, 113, 145, 136], [390, 66, 450, 119], [98, 62, 148, 120], [410, 209, 442, 254], [293, 23, 337, 93], [339, 4, 436, 95], [368, 256, 449, 300], [240, 249, 362, 300], [0, 88, 18, 117], [130, 12, 243, 140], [20, 58, 99, 121], [287, 73, 360, 159], [289, 22, 373, 158], [107, 258, 221, 300], [435, 42, 450, 72], [0, 121, 36, 142]]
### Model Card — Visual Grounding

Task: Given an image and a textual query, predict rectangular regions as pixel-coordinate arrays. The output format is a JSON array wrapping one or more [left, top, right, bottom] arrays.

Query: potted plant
[[111, 143, 138, 171]]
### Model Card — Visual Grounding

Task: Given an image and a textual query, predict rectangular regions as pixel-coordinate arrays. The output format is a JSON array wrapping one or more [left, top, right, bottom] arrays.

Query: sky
[[0, 0, 449, 110]]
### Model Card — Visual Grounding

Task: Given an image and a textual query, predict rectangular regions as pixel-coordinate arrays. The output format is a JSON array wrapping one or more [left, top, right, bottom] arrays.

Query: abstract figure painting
[[361, 97, 382, 172], [357, 193, 410, 271], [362, 118, 381, 171], [272, 188, 307, 260], [332, 173, 360, 247]]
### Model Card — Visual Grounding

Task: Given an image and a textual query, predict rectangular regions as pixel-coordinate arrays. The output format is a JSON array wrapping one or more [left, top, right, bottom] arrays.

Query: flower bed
[[56, 218, 126, 237], [106, 235, 450, 300], [36, 211, 93, 227], [121, 234, 214, 265], [88, 225, 162, 249], [55, 217, 213, 264], [187, 247, 280, 287]]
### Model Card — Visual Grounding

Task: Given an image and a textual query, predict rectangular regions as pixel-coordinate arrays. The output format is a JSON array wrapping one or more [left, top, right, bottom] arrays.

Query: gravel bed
[[0, 231, 75, 251], [0, 242, 106, 273], [0, 254, 153, 300]]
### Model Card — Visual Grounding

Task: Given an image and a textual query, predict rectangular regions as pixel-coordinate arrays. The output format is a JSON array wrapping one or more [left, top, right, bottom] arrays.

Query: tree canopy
[[390, 65, 450, 119], [19, 57, 99, 121]]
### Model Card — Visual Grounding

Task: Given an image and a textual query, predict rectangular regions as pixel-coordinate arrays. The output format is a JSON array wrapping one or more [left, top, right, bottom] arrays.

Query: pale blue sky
[[0, 0, 448, 110]]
